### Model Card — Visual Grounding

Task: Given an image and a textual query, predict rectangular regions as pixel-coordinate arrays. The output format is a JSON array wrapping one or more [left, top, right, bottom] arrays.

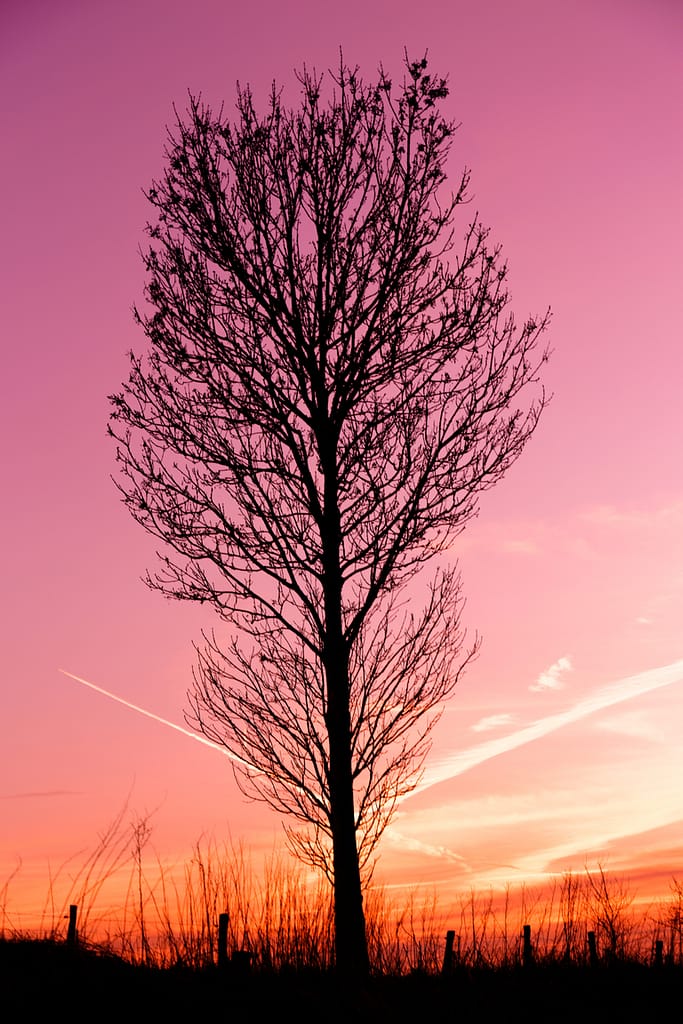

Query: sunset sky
[[2, 0, 682, 928]]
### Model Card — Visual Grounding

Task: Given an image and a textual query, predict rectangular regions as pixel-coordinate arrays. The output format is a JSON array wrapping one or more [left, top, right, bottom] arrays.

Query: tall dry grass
[[2, 807, 680, 973]]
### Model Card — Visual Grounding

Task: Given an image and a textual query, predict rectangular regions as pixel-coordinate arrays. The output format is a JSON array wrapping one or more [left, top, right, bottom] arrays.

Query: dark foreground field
[[2, 938, 681, 1023]]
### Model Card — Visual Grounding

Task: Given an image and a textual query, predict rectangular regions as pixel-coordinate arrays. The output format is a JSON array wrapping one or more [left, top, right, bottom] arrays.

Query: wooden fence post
[[442, 930, 456, 975], [522, 924, 533, 967], [218, 912, 229, 968], [587, 930, 598, 967], [66, 905, 78, 948]]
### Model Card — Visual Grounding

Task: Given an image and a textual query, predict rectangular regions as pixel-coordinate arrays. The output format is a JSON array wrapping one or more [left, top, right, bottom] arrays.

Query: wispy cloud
[[409, 659, 683, 800], [594, 710, 663, 743], [500, 539, 539, 555], [383, 829, 467, 864], [580, 500, 683, 529], [530, 655, 572, 692], [471, 713, 514, 733]]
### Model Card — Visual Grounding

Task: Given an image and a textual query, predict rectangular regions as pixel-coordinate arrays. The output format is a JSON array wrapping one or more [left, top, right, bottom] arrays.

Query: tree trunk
[[326, 651, 370, 977], [321, 438, 370, 977]]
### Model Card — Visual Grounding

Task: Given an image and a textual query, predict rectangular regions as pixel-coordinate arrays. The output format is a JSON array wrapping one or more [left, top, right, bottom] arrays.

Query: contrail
[[409, 658, 683, 799], [61, 659, 683, 806], [58, 668, 253, 768]]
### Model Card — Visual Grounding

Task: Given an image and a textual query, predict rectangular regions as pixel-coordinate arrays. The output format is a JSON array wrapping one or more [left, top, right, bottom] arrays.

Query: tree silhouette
[[109, 54, 549, 976]]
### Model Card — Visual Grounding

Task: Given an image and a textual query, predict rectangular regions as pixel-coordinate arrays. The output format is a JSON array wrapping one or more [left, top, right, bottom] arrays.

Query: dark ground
[[1, 938, 679, 1022]]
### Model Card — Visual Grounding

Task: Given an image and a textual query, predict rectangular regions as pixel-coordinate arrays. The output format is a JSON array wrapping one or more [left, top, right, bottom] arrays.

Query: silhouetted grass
[[2, 933, 681, 1022], [3, 807, 683, 1020]]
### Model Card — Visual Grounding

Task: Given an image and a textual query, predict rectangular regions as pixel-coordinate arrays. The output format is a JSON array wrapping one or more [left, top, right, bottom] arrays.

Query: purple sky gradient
[[2, 0, 682, 922]]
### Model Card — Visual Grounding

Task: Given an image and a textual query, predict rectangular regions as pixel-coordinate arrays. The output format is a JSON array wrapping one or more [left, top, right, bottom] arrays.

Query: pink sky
[[2, 0, 682, 928]]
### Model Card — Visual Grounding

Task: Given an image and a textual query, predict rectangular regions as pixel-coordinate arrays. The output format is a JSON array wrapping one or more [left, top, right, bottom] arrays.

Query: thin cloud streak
[[411, 659, 683, 799], [59, 670, 336, 802], [59, 669, 251, 767], [1, 791, 82, 800]]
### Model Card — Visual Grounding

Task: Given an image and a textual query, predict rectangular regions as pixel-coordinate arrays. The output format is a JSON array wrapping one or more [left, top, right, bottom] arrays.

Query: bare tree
[[109, 54, 549, 976]]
